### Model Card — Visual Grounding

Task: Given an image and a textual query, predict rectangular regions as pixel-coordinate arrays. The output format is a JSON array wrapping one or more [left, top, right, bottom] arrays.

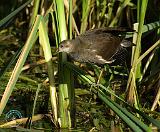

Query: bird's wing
[[78, 33, 122, 63]]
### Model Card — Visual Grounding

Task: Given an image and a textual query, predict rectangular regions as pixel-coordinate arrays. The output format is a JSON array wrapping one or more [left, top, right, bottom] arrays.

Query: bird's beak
[[58, 48, 63, 53]]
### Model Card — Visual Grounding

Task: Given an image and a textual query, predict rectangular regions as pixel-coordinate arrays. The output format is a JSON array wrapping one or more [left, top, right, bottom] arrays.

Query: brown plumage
[[59, 27, 133, 64]]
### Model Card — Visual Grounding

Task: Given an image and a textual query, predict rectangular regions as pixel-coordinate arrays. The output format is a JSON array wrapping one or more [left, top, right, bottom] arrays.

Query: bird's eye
[[60, 45, 64, 48]]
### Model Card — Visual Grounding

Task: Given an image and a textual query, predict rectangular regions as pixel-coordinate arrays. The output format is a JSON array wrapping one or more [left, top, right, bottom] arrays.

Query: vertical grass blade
[[109, 0, 132, 27], [29, 0, 40, 29], [80, 0, 91, 33], [54, 0, 72, 128], [127, 0, 148, 105], [39, 17, 58, 125]]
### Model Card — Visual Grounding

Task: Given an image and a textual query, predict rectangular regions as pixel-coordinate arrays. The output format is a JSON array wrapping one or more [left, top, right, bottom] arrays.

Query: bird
[[58, 27, 134, 65]]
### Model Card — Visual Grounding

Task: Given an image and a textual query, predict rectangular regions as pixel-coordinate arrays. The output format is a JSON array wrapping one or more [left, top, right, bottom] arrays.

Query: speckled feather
[[59, 27, 133, 64]]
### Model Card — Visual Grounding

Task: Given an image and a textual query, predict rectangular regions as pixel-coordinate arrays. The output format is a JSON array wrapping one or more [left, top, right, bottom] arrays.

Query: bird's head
[[58, 40, 74, 53]]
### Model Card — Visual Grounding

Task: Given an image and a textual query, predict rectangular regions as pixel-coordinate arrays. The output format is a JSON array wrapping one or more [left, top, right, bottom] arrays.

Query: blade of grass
[[54, 0, 72, 128], [63, 0, 80, 35], [98, 90, 144, 132], [39, 17, 58, 125], [67, 0, 76, 127], [31, 84, 42, 126], [80, 0, 91, 33], [64, 62, 96, 84], [0, 0, 32, 27], [68, 0, 72, 39], [127, 0, 148, 106], [29, 0, 40, 29], [109, 0, 133, 27], [107, 0, 115, 26], [0, 45, 23, 78], [126, 21, 160, 39], [50, 12, 59, 48], [99, 83, 160, 129], [97, 85, 160, 129], [108, 96, 152, 131], [135, 40, 160, 68], [65, 61, 160, 129]]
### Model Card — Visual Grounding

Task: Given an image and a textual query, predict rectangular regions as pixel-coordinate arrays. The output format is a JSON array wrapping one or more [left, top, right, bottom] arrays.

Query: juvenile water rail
[[59, 27, 134, 64]]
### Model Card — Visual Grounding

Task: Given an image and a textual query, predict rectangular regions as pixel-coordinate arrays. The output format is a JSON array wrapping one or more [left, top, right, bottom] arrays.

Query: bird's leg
[[90, 67, 105, 98], [87, 63, 104, 86], [97, 68, 104, 85]]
